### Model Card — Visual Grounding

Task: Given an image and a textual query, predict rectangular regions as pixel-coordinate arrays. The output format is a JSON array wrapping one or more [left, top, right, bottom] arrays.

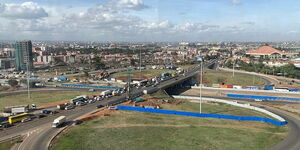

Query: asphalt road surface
[[0, 60, 217, 150]]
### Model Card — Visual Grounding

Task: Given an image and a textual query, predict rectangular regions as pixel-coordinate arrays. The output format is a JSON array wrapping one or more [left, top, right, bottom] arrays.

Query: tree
[[91, 56, 105, 70], [8, 79, 18, 87], [83, 71, 89, 77], [130, 59, 137, 66]]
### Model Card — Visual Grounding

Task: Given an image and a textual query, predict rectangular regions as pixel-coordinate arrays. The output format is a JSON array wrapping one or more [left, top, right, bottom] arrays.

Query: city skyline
[[0, 0, 300, 42]]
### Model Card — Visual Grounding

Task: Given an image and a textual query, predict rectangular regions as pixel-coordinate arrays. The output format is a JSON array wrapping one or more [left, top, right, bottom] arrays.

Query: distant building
[[36, 56, 53, 65], [291, 58, 300, 68], [15, 40, 33, 71], [0, 58, 14, 69], [246, 45, 285, 59]]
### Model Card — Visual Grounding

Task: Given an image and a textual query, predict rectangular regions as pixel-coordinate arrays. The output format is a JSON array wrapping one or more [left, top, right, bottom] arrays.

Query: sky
[[0, 0, 300, 42]]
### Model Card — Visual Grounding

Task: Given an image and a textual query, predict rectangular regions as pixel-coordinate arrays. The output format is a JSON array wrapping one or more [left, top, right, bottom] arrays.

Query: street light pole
[[139, 49, 142, 80], [200, 60, 203, 114], [232, 62, 235, 77]]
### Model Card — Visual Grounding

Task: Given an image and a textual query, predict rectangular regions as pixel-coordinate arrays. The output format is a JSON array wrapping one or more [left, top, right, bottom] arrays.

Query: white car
[[21, 118, 32, 123], [254, 99, 263, 102]]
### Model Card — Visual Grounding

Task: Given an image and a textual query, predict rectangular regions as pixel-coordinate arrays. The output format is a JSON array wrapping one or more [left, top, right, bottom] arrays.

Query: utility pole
[[232, 62, 235, 77], [127, 67, 132, 100], [139, 49, 142, 80], [199, 60, 203, 114]]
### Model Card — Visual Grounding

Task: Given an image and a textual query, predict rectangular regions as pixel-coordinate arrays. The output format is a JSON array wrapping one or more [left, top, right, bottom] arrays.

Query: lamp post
[[196, 55, 203, 113], [232, 61, 235, 77], [139, 49, 142, 80], [200, 60, 203, 113]]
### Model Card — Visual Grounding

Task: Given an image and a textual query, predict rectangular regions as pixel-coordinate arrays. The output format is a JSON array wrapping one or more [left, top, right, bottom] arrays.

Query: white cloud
[[230, 0, 242, 6], [0, 0, 256, 41], [0, 2, 48, 19], [116, 0, 148, 10], [288, 30, 300, 34]]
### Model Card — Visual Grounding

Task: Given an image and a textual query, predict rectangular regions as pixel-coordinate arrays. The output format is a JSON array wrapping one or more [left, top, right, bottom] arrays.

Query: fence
[[227, 94, 300, 101], [117, 105, 287, 126], [61, 83, 121, 89]]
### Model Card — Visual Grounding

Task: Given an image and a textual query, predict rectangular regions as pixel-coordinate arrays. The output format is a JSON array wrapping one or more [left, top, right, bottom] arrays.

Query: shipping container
[[220, 85, 233, 88], [233, 85, 242, 89], [264, 85, 274, 90]]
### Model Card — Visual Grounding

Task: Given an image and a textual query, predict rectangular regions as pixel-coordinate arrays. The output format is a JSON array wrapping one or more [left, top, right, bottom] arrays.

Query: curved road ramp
[[116, 105, 287, 126]]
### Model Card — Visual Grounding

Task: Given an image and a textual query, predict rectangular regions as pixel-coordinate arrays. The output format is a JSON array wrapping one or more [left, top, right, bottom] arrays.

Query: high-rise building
[[15, 40, 33, 71]]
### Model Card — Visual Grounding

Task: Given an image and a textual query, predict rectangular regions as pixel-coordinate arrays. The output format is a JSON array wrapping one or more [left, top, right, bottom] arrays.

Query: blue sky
[[0, 0, 300, 41]]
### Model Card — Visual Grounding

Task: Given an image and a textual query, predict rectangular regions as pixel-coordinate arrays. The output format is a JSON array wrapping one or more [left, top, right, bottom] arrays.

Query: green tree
[[91, 56, 105, 70]]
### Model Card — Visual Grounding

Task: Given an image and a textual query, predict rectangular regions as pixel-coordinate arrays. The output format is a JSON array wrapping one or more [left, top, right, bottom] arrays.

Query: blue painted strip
[[61, 83, 121, 89], [227, 94, 300, 101], [117, 105, 287, 126]]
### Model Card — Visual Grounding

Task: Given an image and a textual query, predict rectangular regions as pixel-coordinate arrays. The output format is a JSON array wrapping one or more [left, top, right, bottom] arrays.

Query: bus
[[8, 113, 30, 124]]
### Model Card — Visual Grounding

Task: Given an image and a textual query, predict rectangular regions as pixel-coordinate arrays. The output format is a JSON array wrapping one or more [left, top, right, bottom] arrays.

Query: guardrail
[[191, 86, 300, 95], [227, 94, 300, 101], [60, 83, 121, 89], [172, 95, 286, 122], [116, 105, 287, 126]]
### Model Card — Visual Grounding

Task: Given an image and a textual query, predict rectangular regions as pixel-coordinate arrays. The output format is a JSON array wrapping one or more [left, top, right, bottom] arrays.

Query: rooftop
[[247, 46, 283, 55]]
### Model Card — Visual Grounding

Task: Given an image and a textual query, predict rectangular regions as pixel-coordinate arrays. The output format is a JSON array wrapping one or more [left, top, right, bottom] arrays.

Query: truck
[[70, 96, 87, 104], [101, 90, 112, 97], [57, 104, 66, 110], [52, 116, 66, 128], [161, 72, 171, 78]]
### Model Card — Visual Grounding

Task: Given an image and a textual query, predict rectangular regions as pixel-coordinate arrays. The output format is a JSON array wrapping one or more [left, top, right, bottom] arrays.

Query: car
[[72, 120, 83, 126], [88, 89, 95, 92], [254, 99, 263, 102], [21, 118, 32, 123], [65, 105, 75, 110], [41, 109, 51, 114], [76, 101, 86, 106], [96, 104, 104, 109], [50, 111, 59, 115], [88, 99, 96, 104], [2, 123, 12, 128], [37, 114, 46, 118]]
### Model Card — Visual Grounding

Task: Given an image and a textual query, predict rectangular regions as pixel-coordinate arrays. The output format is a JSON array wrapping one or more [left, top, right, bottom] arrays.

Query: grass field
[[203, 69, 266, 86], [51, 99, 287, 150], [0, 91, 99, 111], [0, 141, 15, 150], [0, 136, 22, 150], [110, 69, 175, 79]]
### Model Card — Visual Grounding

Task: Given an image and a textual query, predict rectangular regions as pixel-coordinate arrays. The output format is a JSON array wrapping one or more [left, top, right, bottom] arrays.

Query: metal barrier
[[61, 83, 121, 89], [116, 105, 287, 126], [227, 94, 300, 101], [172, 95, 286, 122]]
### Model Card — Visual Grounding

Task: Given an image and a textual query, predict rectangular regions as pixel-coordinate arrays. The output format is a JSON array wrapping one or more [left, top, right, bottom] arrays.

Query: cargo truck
[[101, 90, 112, 97], [52, 116, 66, 128], [57, 104, 66, 110]]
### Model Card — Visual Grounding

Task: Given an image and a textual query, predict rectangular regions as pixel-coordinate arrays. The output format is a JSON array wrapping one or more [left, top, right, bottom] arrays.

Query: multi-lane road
[[3, 59, 299, 150], [0, 60, 217, 150]]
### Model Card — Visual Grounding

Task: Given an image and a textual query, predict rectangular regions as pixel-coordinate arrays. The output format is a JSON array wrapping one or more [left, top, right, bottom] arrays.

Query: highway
[[6, 59, 298, 150], [0, 59, 217, 150]]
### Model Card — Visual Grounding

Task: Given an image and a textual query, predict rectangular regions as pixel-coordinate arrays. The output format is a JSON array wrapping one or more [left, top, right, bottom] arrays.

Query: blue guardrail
[[227, 94, 300, 101], [61, 83, 121, 89], [117, 105, 287, 126]]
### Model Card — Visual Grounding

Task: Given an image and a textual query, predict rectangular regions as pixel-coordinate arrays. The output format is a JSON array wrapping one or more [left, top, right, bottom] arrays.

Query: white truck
[[52, 116, 66, 128], [101, 90, 112, 97]]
